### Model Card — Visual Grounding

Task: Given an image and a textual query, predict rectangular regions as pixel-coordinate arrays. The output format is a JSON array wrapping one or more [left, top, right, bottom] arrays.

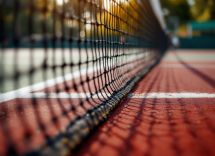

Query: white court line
[[127, 93, 215, 98], [18, 92, 215, 99], [0, 52, 150, 103], [20, 93, 111, 99], [159, 64, 215, 68], [0, 67, 97, 103]]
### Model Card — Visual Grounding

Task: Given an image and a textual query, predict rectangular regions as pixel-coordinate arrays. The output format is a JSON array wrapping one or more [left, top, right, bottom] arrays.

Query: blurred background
[[160, 0, 215, 49], [1, 0, 215, 49], [1, 0, 150, 48]]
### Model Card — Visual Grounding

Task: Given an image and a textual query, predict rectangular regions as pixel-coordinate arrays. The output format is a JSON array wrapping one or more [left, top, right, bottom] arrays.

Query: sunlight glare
[[56, 0, 68, 5], [104, 0, 126, 9], [104, 0, 110, 9]]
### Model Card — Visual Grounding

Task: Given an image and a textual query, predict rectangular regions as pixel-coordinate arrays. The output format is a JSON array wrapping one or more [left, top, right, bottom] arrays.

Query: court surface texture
[[1, 49, 215, 156], [77, 49, 215, 156]]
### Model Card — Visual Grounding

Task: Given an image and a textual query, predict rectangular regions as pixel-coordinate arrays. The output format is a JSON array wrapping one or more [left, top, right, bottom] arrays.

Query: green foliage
[[160, 0, 192, 21], [160, 0, 215, 22], [191, 0, 215, 21]]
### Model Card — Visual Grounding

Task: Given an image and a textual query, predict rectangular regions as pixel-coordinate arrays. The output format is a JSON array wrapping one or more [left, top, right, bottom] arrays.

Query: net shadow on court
[[76, 63, 215, 156]]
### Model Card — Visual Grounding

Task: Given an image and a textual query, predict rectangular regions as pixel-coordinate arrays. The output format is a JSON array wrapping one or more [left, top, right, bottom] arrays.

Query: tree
[[160, 0, 192, 22], [191, 0, 215, 22]]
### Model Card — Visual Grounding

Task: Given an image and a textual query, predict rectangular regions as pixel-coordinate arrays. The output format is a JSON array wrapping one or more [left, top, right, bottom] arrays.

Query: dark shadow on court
[[174, 52, 215, 88], [76, 65, 215, 156]]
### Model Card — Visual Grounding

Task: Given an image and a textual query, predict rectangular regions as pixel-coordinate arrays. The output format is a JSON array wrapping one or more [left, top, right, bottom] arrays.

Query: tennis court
[[1, 0, 215, 156], [1, 49, 215, 156], [77, 49, 215, 156]]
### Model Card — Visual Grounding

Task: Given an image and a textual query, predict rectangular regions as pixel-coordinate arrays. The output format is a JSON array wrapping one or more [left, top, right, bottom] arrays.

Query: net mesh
[[0, 0, 167, 155]]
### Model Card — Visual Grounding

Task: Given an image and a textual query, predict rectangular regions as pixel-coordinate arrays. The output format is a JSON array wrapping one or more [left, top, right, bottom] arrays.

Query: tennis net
[[0, 0, 167, 155]]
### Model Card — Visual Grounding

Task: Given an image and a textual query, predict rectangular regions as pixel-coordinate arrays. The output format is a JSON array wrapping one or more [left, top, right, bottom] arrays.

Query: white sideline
[[17, 92, 215, 99], [0, 64, 108, 103], [127, 93, 215, 98], [0, 69, 88, 103], [20, 93, 111, 99], [159, 64, 215, 68]]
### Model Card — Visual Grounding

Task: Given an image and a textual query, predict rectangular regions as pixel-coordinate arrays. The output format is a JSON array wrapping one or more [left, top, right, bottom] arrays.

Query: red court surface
[[0, 50, 215, 156], [77, 50, 215, 156]]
